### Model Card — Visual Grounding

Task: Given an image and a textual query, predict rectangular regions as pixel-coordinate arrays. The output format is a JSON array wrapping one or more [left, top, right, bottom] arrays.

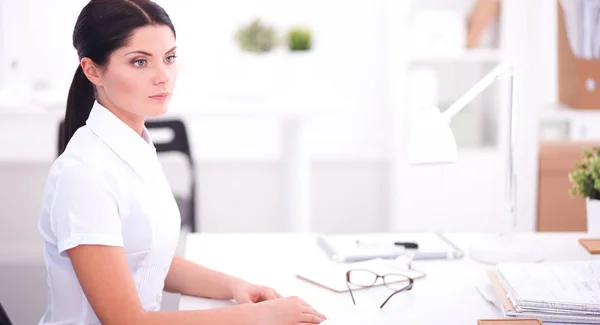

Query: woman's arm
[[67, 245, 251, 325], [164, 256, 282, 303], [163, 255, 240, 299], [68, 245, 326, 325]]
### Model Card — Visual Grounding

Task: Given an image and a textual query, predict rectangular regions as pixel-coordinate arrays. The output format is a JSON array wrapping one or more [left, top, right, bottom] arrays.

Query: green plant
[[569, 147, 600, 200], [287, 27, 312, 51], [235, 18, 277, 53]]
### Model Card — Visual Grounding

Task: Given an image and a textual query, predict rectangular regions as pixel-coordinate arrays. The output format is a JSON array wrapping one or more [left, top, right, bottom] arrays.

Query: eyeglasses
[[345, 269, 414, 309]]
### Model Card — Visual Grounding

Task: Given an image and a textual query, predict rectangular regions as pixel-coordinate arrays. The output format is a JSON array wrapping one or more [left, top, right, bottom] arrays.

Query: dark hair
[[62, 0, 176, 152]]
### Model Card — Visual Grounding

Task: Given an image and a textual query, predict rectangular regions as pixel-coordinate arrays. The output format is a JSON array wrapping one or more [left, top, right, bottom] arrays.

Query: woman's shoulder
[[49, 126, 122, 185]]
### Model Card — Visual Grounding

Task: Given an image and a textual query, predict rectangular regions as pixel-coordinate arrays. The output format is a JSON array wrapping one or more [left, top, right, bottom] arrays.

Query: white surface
[[540, 104, 600, 140], [588, 199, 600, 236], [409, 48, 505, 63], [469, 235, 546, 265], [408, 106, 457, 165], [179, 232, 595, 324], [409, 10, 466, 56], [541, 104, 600, 121]]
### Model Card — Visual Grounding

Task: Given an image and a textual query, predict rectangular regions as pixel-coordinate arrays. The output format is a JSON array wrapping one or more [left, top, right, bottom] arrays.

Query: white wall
[[0, 0, 558, 236]]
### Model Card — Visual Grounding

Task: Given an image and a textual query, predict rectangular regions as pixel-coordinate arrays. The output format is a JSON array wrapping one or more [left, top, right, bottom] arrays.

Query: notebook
[[316, 232, 463, 263]]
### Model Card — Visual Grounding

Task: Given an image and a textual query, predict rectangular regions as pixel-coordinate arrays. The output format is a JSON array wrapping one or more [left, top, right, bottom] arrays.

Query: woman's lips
[[149, 92, 169, 101]]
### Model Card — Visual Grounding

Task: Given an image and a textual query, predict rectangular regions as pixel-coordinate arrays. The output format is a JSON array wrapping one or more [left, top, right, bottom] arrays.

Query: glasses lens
[[383, 274, 411, 291], [348, 270, 378, 287]]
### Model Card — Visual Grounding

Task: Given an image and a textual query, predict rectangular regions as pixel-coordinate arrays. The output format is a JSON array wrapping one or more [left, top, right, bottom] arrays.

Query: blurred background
[[0, 0, 595, 323]]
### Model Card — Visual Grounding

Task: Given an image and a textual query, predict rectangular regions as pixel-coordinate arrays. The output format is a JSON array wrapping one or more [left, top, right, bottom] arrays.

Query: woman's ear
[[80, 58, 103, 87]]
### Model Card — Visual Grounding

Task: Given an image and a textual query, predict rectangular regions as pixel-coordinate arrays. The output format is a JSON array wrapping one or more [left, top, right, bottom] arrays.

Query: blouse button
[[71, 236, 82, 244], [157, 294, 162, 303]]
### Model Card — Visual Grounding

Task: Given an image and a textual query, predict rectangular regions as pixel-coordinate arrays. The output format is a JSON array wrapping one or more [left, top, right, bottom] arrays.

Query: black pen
[[394, 242, 419, 249]]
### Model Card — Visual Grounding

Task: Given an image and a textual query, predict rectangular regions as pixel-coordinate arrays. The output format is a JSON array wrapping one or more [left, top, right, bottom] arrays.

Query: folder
[[478, 320, 543, 325], [579, 238, 600, 254]]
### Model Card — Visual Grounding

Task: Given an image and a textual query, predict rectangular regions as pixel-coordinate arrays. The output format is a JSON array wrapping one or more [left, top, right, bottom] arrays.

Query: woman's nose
[[153, 63, 170, 85]]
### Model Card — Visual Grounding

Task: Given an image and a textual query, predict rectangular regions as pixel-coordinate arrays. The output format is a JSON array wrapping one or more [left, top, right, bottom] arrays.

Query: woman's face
[[100, 25, 178, 118]]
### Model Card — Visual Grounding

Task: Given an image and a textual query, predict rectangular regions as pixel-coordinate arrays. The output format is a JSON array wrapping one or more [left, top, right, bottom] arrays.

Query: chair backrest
[[57, 119, 198, 232], [145, 119, 197, 232], [0, 301, 13, 325]]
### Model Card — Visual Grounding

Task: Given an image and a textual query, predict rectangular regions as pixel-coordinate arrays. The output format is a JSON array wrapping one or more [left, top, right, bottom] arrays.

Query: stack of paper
[[488, 261, 600, 324]]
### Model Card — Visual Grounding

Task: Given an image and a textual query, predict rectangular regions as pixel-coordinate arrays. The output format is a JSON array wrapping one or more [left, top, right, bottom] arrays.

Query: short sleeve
[[49, 165, 124, 256]]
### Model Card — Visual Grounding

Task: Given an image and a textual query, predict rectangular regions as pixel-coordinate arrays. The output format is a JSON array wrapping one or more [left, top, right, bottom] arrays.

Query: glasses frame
[[345, 269, 414, 309]]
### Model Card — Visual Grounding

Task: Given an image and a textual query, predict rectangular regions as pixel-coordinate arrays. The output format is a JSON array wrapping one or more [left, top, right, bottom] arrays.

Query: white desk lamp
[[408, 61, 544, 264]]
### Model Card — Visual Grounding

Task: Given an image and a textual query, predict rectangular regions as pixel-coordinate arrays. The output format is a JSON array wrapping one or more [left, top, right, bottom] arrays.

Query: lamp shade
[[408, 106, 457, 165]]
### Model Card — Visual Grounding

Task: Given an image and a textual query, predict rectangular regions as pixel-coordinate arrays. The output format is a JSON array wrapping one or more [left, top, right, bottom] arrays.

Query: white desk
[[179, 232, 596, 324]]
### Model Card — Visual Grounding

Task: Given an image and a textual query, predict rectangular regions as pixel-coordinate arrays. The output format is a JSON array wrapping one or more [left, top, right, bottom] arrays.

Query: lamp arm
[[442, 61, 513, 122], [506, 72, 517, 229]]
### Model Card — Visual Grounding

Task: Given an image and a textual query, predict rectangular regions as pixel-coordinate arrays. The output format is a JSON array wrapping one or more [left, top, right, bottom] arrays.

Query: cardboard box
[[557, 1, 600, 109], [537, 140, 600, 231]]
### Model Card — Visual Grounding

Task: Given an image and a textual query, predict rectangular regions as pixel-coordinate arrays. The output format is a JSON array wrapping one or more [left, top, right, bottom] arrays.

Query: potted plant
[[234, 18, 277, 53], [568, 147, 600, 235], [287, 27, 312, 51]]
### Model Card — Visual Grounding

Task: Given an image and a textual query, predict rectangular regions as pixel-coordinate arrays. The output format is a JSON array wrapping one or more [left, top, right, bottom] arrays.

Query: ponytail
[[62, 65, 95, 153]]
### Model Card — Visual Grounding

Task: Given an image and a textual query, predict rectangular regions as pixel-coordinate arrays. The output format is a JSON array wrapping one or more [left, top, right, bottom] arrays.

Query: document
[[497, 261, 600, 313], [487, 268, 600, 324]]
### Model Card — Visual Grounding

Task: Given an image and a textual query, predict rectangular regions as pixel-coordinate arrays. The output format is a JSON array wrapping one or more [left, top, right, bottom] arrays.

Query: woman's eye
[[133, 59, 147, 67], [166, 55, 177, 63]]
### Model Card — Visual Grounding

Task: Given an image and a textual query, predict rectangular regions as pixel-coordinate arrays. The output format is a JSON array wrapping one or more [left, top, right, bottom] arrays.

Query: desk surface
[[179, 232, 595, 325]]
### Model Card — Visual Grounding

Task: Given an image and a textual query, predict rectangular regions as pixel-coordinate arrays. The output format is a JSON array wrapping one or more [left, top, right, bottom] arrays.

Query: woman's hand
[[231, 279, 283, 304], [250, 296, 327, 325], [230, 279, 327, 324]]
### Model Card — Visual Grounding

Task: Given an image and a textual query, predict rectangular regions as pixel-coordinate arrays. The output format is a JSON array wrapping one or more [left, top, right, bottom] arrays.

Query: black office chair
[[57, 119, 198, 232], [145, 119, 197, 232], [0, 301, 13, 325]]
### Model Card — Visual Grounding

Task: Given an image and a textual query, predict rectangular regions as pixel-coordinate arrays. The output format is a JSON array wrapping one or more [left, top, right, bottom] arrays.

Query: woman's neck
[[96, 95, 145, 136]]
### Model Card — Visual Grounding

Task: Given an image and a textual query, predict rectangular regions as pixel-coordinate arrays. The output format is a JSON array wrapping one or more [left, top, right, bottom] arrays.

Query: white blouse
[[37, 101, 181, 325]]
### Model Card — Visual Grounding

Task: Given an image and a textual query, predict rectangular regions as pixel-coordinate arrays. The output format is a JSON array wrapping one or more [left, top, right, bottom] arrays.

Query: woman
[[37, 1, 326, 324]]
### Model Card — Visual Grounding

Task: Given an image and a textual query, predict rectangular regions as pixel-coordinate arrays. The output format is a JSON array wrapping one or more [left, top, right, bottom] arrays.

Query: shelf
[[409, 48, 504, 63], [540, 104, 600, 122]]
